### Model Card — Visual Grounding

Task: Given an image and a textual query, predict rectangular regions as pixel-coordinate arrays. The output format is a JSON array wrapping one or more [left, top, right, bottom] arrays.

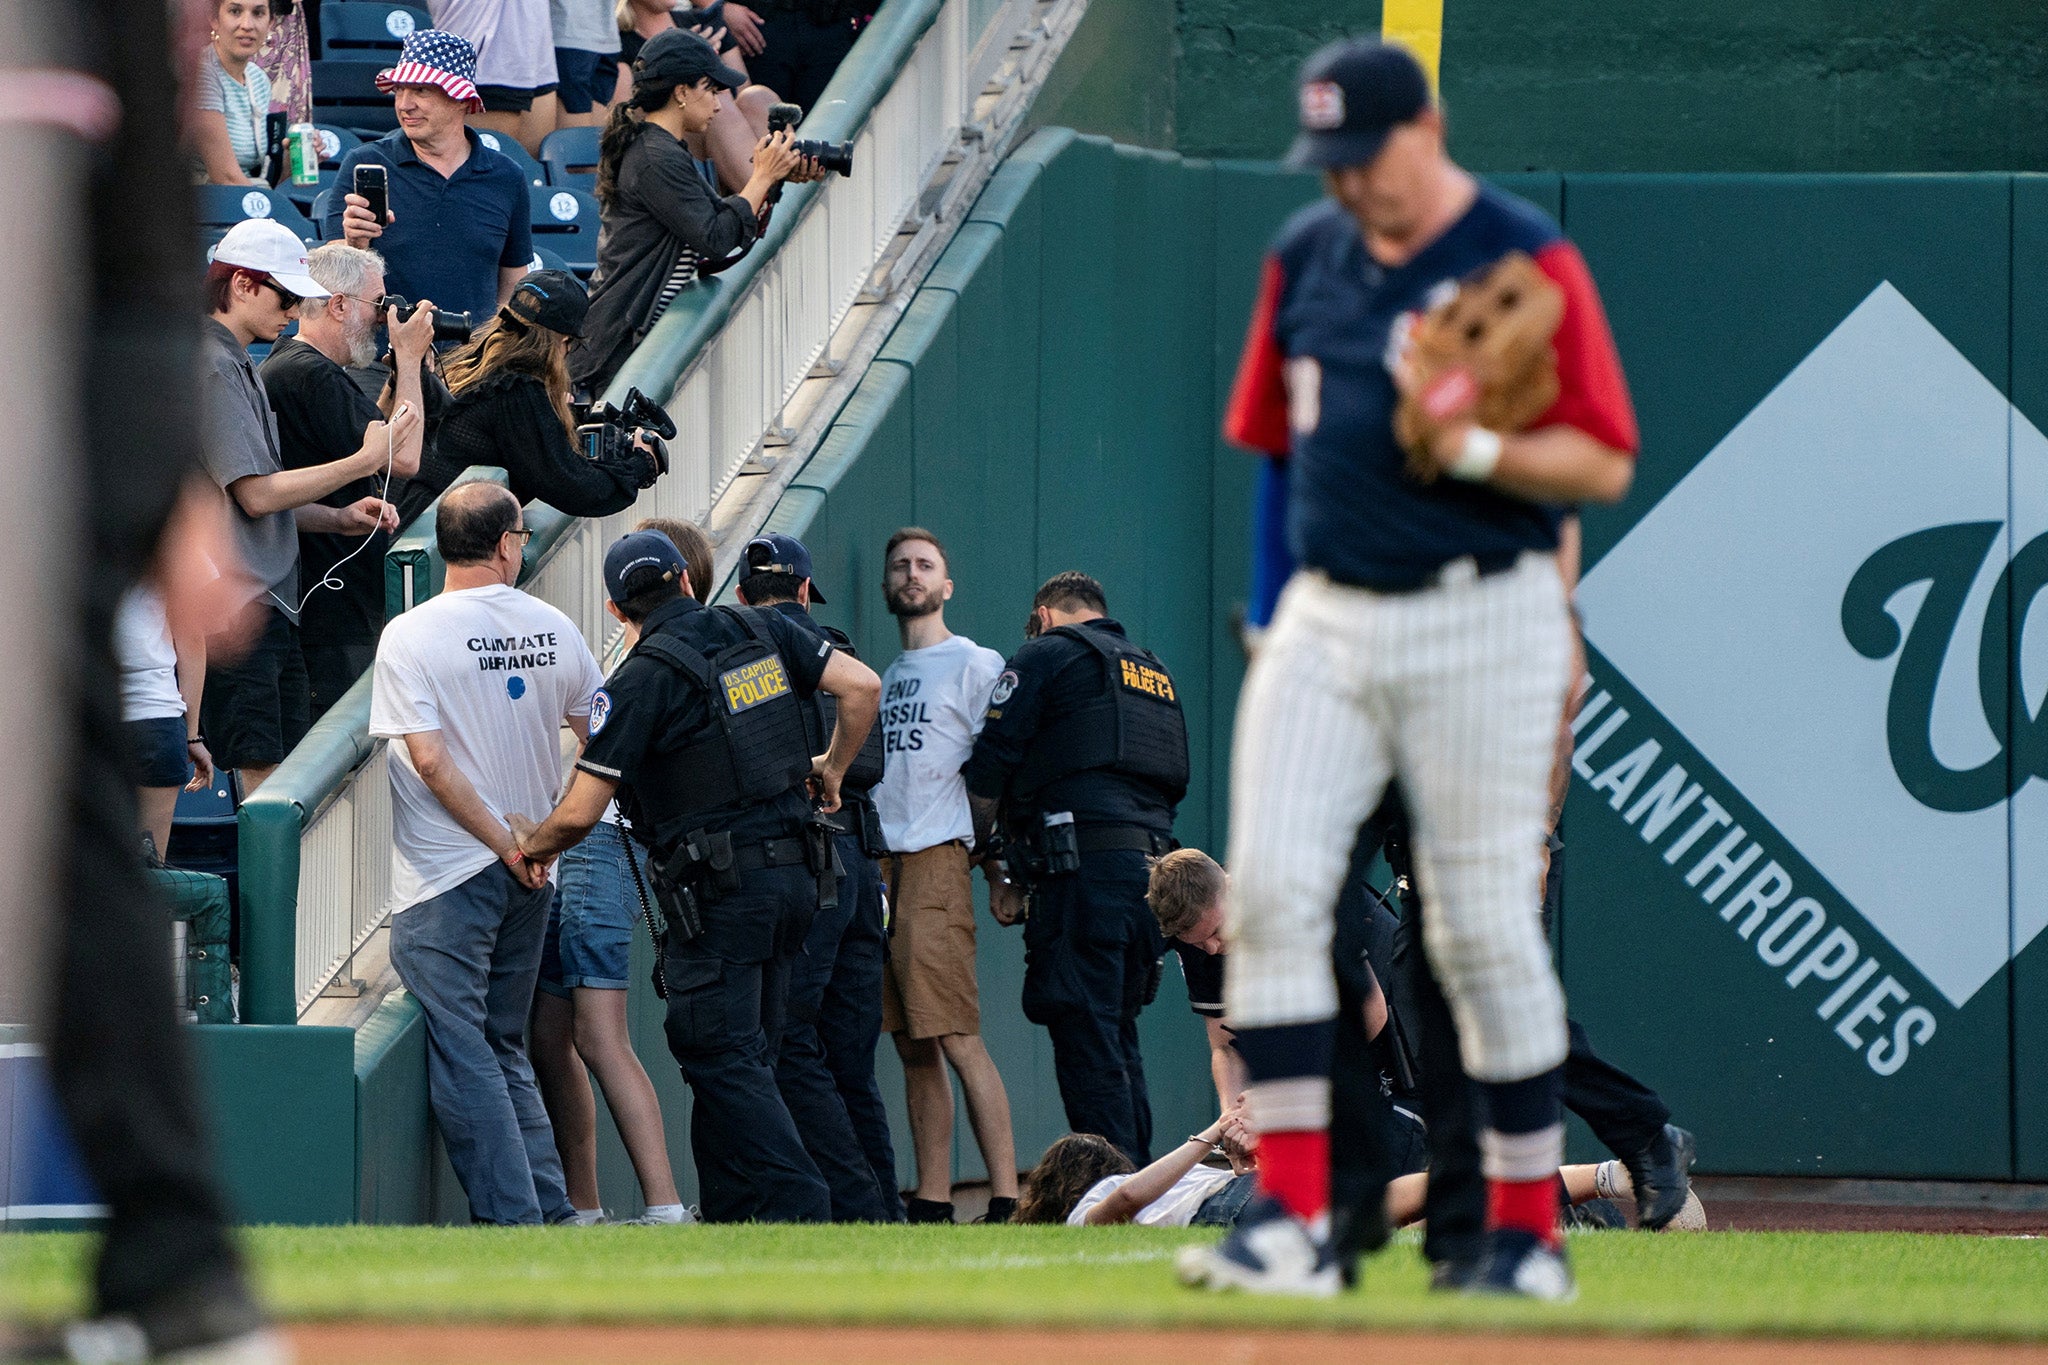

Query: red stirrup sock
[[1257, 1129, 1331, 1223], [1488, 1174, 1562, 1250]]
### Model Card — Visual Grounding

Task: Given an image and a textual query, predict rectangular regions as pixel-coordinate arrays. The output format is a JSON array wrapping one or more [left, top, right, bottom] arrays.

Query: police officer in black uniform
[[963, 572, 1188, 1166], [513, 530, 881, 1223], [735, 532, 901, 1223]]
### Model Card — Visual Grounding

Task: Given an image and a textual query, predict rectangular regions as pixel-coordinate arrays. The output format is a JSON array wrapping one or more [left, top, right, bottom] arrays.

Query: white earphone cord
[[269, 415, 398, 617]]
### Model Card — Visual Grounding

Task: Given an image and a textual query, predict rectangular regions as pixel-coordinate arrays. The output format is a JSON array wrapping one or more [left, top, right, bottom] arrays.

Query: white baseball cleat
[[1174, 1194, 1340, 1298]]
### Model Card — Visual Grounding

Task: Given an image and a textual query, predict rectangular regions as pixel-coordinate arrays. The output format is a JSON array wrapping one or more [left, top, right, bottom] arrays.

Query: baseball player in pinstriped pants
[[1178, 39, 1639, 1301]]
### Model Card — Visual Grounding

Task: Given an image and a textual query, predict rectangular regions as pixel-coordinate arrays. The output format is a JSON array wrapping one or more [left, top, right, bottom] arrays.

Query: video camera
[[378, 295, 473, 344], [767, 103, 854, 178], [577, 387, 676, 489]]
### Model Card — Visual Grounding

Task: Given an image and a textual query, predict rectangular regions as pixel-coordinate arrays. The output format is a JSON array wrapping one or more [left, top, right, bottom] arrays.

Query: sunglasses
[[262, 278, 304, 310]]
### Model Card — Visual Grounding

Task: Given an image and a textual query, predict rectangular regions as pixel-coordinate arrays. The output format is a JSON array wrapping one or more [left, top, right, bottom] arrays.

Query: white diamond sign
[[1579, 281, 2048, 1009]]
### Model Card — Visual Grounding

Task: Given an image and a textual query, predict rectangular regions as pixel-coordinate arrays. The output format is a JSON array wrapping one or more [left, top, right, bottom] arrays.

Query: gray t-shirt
[[200, 318, 301, 622], [550, 0, 621, 53]]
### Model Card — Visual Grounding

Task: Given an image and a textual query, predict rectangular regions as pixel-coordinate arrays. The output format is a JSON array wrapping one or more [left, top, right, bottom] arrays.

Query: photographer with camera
[[260, 243, 434, 718], [571, 29, 812, 397], [401, 270, 666, 524]]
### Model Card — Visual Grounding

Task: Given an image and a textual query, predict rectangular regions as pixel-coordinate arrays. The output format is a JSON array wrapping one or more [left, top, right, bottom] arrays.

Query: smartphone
[[353, 163, 389, 229]]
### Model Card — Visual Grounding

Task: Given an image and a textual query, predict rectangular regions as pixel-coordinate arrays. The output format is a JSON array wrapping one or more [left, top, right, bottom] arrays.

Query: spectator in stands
[[402, 269, 663, 522], [200, 221, 409, 795], [371, 482, 604, 1226], [432, 0, 561, 156], [260, 243, 436, 718], [573, 30, 808, 397], [190, 0, 276, 186], [730, 0, 866, 116], [616, 4, 789, 194], [530, 523, 717, 1228], [327, 29, 534, 328], [116, 488, 222, 862], [554, 0, 624, 129]]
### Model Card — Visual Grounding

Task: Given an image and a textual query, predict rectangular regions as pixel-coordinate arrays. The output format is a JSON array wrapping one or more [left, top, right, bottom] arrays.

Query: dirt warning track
[[288, 1323, 2048, 1365]]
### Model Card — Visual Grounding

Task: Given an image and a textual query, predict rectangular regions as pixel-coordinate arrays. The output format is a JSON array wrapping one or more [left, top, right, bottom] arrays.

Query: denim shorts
[[553, 48, 620, 114], [538, 824, 652, 996], [123, 715, 192, 789]]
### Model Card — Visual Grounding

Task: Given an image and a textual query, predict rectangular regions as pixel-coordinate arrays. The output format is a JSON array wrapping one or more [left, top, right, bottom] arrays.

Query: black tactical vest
[[629, 606, 814, 837], [1012, 623, 1190, 807], [817, 624, 885, 792]]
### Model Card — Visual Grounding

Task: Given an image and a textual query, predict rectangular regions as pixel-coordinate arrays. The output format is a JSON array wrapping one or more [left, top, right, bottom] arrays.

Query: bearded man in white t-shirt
[[870, 527, 1019, 1224], [370, 482, 604, 1226]]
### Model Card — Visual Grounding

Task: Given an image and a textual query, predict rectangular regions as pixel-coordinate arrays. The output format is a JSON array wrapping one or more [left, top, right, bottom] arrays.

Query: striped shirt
[[193, 45, 272, 176]]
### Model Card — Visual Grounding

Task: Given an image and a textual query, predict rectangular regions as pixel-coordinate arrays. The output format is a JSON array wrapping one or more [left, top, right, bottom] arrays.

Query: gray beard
[[344, 319, 379, 369]]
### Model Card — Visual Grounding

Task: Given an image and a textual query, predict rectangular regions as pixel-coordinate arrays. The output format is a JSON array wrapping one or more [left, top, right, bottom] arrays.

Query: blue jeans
[[775, 833, 896, 1221], [538, 824, 645, 996], [662, 861, 830, 1223], [391, 862, 571, 1226]]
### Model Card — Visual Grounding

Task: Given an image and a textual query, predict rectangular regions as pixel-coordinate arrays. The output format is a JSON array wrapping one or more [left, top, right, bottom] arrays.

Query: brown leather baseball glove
[[1393, 250, 1565, 480]]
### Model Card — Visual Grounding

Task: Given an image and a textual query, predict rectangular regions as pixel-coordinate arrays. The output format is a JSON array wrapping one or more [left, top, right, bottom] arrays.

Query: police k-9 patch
[[1118, 658, 1176, 702], [722, 656, 792, 713]]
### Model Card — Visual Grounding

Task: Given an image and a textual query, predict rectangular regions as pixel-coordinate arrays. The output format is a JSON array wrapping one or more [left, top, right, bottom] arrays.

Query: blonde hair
[[1146, 848, 1225, 941]]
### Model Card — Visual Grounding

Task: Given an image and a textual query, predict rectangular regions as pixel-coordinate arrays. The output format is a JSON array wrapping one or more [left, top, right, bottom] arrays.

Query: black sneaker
[[1623, 1124, 1697, 1231], [976, 1196, 1017, 1224], [905, 1197, 956, 1224], [1427, 1257, 1481, 1292], [1562, 1196, 1628, 1231]]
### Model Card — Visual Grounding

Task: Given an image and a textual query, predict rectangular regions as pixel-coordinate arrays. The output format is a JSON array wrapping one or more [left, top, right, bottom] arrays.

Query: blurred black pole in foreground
[[5, 0, 279, 1359]]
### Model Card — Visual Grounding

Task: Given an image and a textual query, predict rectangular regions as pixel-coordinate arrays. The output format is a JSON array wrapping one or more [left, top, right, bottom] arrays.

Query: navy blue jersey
[[1225, 186, 1637, 590]]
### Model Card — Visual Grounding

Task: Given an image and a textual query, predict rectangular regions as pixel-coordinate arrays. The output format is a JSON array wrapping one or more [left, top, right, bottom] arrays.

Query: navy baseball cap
[[743, 532, 826, 603], [1285, 39, 1431, 171], [605, 530, 686, 604]]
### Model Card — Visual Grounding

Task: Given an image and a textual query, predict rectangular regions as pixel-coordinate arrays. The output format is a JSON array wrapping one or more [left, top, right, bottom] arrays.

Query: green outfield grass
[[7, 1225, 2046, 1340]]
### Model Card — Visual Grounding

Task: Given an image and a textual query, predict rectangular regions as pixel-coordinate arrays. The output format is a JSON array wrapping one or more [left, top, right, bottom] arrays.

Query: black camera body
[[766, 103, 854, 178], [577, 386, 676, 489], [379, 295, 473, 344]]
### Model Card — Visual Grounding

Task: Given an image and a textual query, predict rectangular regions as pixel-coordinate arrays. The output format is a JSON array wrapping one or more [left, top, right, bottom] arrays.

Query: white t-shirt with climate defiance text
[[371, 583, 603, 913], [871, 633, 1005, 855]]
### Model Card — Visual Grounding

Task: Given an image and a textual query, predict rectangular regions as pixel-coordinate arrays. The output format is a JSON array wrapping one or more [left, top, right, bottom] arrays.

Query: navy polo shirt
[[325, 128, 532, 325], [1224, 186, 1638, 590]]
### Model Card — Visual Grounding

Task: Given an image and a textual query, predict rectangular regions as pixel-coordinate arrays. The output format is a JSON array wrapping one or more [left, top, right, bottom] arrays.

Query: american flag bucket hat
[[376, 29, 485, 112]]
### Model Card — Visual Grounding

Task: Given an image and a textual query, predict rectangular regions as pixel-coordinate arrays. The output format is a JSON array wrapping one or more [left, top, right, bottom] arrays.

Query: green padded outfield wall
[[726, 129, 2048, 1185], [1034, 1, 2048, 172]]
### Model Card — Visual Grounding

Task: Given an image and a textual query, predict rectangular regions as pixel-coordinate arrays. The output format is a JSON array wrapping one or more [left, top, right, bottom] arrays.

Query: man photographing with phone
[[323, 29, 533, 327]]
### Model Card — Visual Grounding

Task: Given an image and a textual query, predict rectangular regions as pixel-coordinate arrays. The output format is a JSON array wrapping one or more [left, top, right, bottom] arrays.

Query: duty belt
[[1075, 824, 1176, 856], [731, 836, 813, 873]]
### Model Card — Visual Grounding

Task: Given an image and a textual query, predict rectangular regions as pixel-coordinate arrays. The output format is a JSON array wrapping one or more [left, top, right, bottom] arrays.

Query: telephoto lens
[[765, 102, 854, 178], [379, 295, 474, 344]]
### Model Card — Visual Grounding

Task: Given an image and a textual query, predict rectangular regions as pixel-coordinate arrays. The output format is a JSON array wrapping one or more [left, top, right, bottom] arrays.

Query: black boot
[[1623, 1124, 1696, 1231], [905, 1197, 955, 1224]]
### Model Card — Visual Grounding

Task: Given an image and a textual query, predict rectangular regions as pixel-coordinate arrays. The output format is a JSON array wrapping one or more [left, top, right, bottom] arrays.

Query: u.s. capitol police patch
[[588, 688, 612, 735], [989, 670, 1018, 706]]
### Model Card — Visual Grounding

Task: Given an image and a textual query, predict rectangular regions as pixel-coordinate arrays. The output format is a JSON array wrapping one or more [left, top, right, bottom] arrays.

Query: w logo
[[1576, 281, 2048, 1010], [1843, 523, 2048, 813]]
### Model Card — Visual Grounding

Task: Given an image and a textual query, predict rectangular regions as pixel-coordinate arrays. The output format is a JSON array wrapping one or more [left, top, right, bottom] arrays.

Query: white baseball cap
[[213, 219, 328, 299]]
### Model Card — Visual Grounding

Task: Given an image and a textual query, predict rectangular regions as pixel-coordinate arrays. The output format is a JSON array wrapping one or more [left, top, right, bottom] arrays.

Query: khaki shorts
[[880, 841, 981, 1039]]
